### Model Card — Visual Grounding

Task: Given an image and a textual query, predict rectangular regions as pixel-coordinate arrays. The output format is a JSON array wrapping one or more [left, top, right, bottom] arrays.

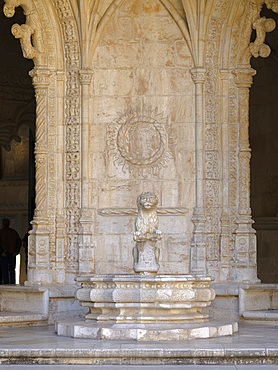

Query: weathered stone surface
[[1, 0, 277, 329], [56, 319, 238, 341], [76, 274, 215, 324]]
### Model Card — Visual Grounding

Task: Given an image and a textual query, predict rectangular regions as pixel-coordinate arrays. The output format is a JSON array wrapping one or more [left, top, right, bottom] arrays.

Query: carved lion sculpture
[[134, 192, 162, 241]]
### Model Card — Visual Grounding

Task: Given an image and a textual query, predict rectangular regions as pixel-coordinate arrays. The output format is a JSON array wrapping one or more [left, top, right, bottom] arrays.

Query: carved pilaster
[[53, 0, 81, 283], [232, 66, 259, 283], [54, 71, 66, 283], [54, 215, 66, 283], [78, 69, 94, 274], [220, 70, 233, 281], [27, 68, 52, 284], [190, 67, 207, 275]]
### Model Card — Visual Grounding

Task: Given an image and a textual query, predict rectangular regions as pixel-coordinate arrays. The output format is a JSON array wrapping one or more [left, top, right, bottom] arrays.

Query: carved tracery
[[3, 0, 46, 66]]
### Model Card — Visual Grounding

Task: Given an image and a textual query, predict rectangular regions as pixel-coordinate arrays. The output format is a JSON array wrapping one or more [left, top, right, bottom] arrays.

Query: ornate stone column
[[232, 66, 259, 283], [28, 68, 52, 284], [78, 69, 94, 275], [190, 67, 207, 275], [220, 70, 233, 281], [54, 71, 66, 283]]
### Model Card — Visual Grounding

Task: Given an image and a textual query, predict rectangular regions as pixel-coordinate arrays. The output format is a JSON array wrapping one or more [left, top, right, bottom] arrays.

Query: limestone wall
[[90, 0, 195, 274], [3, 0, 277, 285]]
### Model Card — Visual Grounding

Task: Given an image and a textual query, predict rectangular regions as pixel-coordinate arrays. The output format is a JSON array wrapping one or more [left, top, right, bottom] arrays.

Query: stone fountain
[[56, 193, 238, 340]]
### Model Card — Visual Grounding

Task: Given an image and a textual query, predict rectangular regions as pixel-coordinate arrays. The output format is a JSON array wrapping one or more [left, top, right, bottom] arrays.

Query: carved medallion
[[108, 108, 176, 176]]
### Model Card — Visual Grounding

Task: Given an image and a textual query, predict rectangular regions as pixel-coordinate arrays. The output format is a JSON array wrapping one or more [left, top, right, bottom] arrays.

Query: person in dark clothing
[[22, 225, 31, 274], [0, 218, 21, 284]]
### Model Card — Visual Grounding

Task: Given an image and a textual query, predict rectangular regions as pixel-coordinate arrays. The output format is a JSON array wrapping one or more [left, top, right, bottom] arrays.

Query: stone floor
[[0, 322, 278, 367], [2, 366, 278, 369]]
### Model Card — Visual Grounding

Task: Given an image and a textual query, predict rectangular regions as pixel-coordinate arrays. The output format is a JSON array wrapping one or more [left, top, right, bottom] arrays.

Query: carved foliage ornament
[[108, 108, 176, 177], [3, 0, 46, 66], [249, 0, 278, 58]]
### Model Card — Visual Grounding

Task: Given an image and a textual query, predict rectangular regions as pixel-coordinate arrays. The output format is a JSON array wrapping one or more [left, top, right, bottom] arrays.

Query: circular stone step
[[56, 320, 238, 341]]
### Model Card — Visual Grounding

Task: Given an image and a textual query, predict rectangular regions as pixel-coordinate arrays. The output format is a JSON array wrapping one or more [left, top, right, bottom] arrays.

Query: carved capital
[[78, 69, 93, 85], [190, 67, 206, 84], [29, 68, 52, 90], [232, 67, 256, 88]]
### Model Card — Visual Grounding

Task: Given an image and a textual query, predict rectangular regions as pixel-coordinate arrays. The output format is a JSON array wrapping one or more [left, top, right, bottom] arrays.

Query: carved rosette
[[107, 108, 176, 177]]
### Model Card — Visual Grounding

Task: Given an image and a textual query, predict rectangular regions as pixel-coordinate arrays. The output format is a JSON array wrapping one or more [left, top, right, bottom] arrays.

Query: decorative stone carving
[[53, 0, 81, 280], [190, 67, 207, 276], [3, 0, 46, 66], [29, 68, 51, 219], [249, 0, 277, 59], [108, 107, 176, 177], [78, 69, 94, 275], [56, 192, 237, 341], [265, 0, 278, 11], [25, 68, 52, 284], [133, 192, 162, 274], [97, 207, 188, 216], [232, 67, 259, 283], [54, 274, 237, 341]]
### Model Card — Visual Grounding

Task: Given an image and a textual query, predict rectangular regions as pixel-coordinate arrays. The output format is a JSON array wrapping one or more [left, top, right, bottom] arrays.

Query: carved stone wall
[[90, 0, 195, 275], [2, 0, 276, 285]]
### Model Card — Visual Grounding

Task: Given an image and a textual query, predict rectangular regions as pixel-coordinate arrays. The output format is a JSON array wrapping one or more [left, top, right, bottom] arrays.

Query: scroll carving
[[3, 0, 46, 65], [249, 0, 277, 58]]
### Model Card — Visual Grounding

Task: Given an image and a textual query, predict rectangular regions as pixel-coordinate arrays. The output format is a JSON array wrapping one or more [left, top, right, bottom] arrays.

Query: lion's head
[[137, 192, 158, 211]]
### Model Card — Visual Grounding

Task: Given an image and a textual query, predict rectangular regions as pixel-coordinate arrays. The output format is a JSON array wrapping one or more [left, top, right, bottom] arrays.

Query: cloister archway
[[250, 5, 278, 283], [0, 0, 35, 283]]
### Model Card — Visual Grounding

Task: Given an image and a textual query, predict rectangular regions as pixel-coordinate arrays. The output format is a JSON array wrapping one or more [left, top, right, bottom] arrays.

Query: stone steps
[[0, 284, 87, 326], [239, 284, 278, 323], [0, 311, 48, 326], [242, 309, 278, 321]]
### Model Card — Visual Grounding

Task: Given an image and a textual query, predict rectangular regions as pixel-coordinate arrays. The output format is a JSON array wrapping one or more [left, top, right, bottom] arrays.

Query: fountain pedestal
[[78, 274, 214, 323], [56, 193, 238, 340], [56, 273, 238, 341]]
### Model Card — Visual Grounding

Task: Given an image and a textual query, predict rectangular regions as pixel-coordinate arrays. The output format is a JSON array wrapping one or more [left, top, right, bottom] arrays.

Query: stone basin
[[76, 274, 215, 324], [56, 274, 238, 340]]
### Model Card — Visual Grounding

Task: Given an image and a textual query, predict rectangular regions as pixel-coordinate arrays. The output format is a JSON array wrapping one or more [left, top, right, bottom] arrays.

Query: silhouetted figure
[[0, 218, 21, 284], [22, 224, 31, 274]]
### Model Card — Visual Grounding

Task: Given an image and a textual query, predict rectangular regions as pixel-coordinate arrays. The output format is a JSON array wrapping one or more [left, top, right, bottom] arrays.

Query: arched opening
[[0, 0, 35, 284], [250, 5, 278, 283]]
